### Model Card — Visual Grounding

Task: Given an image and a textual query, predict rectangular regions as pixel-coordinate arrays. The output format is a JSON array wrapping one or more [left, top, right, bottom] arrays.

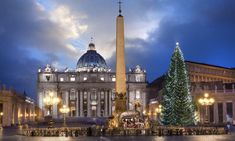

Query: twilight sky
[[0, 0, 235, 100]]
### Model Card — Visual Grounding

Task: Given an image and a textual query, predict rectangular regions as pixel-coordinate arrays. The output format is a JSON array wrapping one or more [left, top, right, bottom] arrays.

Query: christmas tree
[[161, 42, 195, 126]]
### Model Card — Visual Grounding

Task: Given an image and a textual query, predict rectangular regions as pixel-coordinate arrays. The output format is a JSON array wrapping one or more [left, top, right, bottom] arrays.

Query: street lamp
[[0, 112, 3, 129], [43, 92, 60, 128], [43, 92, 60, 116], [198, 93, 215, 124], [59, 105, 70, 127], [155, 104, 162, 124]]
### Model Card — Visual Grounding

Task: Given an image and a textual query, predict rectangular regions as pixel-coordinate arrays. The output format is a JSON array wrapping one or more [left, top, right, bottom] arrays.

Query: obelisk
[[115, 1, 127, 113], [108, 1, 127, 128]]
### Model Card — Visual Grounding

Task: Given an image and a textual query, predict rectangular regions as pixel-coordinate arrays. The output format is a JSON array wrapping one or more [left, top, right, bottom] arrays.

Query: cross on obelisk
[[118, 0, 122, 15]]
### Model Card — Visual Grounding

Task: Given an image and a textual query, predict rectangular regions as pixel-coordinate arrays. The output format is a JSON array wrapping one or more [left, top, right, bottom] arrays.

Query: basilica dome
[[76, 43, 108, 72]]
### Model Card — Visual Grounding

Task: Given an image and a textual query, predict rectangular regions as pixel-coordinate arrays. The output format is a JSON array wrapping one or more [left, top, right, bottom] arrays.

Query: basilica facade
[[37, 42, 147, 119]]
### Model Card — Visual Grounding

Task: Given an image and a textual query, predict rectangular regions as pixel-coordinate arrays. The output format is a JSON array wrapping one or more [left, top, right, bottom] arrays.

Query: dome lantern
[[88, 42, 96, 50], [88, 37, 96, 50]]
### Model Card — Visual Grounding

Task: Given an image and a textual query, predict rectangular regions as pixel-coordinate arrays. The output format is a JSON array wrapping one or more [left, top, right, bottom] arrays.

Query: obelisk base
[[108, 93, 127, 128]]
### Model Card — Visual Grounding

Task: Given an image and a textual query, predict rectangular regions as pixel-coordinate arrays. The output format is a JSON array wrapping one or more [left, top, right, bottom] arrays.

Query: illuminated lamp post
[[198, 93, 215, 124], [43, 92, 60, 128], [59, 105, 70, 127], [155, 104, 162, 124]]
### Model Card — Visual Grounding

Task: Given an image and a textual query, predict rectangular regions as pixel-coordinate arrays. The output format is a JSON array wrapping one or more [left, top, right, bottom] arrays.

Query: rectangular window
[[91, 93, 97, 100], [136, 75, 141, 82], [226, 102, 233, 118], [70, 77, 75, 81], [70, 102, 76, 117], [83, 92, 87, 99], [60, 77, 64, 82], [209, 104, 214, 123], [70, 92, 76, 100], [101, 92, 105, 99], [218, 103, 223, 123], [136, 90, 140, 99]]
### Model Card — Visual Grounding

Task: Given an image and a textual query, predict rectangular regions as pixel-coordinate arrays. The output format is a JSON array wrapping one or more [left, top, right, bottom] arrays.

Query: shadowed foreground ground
[[1, 135, 235, 141], [1, 128, 235, 141]]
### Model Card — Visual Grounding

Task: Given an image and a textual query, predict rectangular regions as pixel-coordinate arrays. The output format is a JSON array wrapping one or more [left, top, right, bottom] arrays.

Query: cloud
[[49, 5, 87, 39], [1, 0, 235, 100], [50, 0, 162, 59], [0, 0, 87, 99], [108, 0, 235, 81]]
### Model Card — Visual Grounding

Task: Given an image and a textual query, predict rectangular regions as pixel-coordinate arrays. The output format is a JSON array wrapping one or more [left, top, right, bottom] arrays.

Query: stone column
[[142, 91, 146, 112], [213, 102, 218, 124], [88, 91, 91, 117], [233, 102, 235, 124], [2, 102, 7, 126], [11, 103, 15, 124], [97, 91, 100, 117], [109, 90, 112, 116], [76, 90, 79, 117], [232, 84, 235, 93], [223, 85, 226, 93], [105, 90, 108, 117], [223, 102, 227, 123], [52, 90, 58, 118], [80, 91, 83, 117], [38, 91, 43, 110]]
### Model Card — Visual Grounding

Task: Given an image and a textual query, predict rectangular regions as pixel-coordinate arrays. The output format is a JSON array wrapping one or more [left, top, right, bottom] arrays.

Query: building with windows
[[187, 61, 235, 124], [0, 86, 37, 127], [37, 4, 148, 120], [148, 61, 235, 124], [37, 43, 147, 119], [191, 81, 235, 124], [185, 61, 235, 83]]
